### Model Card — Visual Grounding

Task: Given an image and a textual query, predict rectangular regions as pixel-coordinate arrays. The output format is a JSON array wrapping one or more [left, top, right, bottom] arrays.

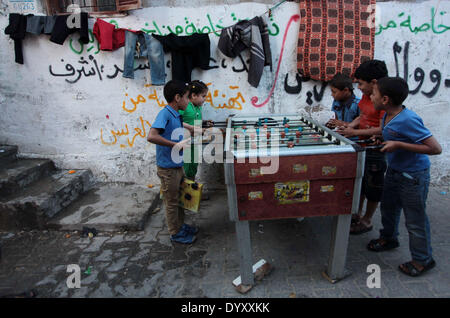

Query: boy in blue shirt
[[147, 80, 198, 244], [367, 77, 442, 277], [325, 73, 360, 132]]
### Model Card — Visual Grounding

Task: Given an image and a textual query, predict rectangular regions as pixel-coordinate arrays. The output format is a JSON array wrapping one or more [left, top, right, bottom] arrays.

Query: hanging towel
[[152, 33, 212, 83], [4, 13, 28, 64], [297, 0, 376, 82], [218, 16, 272, 88], [50, 12, 89, 45]]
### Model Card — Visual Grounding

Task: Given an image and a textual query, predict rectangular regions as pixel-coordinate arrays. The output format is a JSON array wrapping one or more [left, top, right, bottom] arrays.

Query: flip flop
[[399, 259, 436, 277]]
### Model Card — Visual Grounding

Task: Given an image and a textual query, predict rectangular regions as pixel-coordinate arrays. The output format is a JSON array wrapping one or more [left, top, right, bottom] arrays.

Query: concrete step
[[0, 159, 56, 197], [0, 169, 94, 231], [0, 145, 18, 166], [47, 183, 161, 232]]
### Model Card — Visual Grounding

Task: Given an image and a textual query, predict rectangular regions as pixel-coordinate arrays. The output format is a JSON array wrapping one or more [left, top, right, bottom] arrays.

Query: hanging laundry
[[153, 33, 212, 83], [123, 30, 166, 85], [4, 13, 27, 64], [93, 18, 126, 51], [50, 12, 89, 45], [297, 0, 376, 82], [218, 16, 272, 88], [26, 15, 57, 35]]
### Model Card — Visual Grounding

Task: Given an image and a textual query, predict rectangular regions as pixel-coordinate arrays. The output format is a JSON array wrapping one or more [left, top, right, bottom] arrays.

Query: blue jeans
[[123, 31, 165, 84], [379, 167, 432, 265]]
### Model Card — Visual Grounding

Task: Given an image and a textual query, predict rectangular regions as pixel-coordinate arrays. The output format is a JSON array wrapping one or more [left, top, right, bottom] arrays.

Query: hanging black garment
[[4, 13, 28, 64], [50, 12, 89, 45], [152, 33, 212, 83]]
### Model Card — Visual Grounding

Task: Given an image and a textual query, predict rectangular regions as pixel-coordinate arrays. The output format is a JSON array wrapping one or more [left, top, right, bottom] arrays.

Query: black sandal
[[367, 238, 399, 252], [399, 259, 436, 277]]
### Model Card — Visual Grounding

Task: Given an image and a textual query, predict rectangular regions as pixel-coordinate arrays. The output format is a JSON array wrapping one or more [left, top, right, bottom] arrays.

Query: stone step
[[0, 159, 56, 197], [47, 183, 161, 232], [0, 145, 18, 166], [0, 169, 94, 231]]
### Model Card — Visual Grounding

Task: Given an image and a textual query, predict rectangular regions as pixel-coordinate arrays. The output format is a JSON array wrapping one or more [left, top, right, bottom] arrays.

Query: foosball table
[[223, 114, 366, 289]]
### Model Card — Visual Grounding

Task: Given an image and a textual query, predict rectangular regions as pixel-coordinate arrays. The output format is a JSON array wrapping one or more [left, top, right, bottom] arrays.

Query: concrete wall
[[1, 0, 449, 187]]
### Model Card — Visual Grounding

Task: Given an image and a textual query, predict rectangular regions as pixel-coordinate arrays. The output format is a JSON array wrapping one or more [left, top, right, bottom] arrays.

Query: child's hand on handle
[[369, 135, 383, 145], [174, 137, 192, 151], [202, 120, 214, 128], [325, 119, 336, 129], [380, 140, 399, 152], [327, 119, 346, 129], [336, 125, 356, 137]]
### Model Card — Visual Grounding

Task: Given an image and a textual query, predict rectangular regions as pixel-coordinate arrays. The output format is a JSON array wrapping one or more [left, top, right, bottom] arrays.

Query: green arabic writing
[[376, 8, 450, 36], [69, 29, 100, 55], [140, 13, 280, 36]]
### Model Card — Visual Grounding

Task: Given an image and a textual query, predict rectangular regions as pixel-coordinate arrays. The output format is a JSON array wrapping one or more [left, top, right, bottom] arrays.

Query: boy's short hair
[[376, 77, 409, 106], [187, 80, 208, 97], [163, 80, 189, 103], [354, 60, 388, 82], [329, 73, 354, 91]]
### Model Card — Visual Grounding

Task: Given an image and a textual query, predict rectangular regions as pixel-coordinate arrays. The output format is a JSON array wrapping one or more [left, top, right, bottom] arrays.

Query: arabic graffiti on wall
[[141, 13, 280, 37], [283, 74, 328, 105], [69, 30, 100, 56], [48, 55, 255, 84], [205, 83, 246, 110], [100, 82, 246, 148], [49, 4, 449, 111], [100, 115, 152, 148], [49, 56, 109, 83], [283, 40, 449, 102], [48, 55, 152, 84], [376, 7, 450, 36], [120, 83, 246, 114], [393, 41, 449, 98]]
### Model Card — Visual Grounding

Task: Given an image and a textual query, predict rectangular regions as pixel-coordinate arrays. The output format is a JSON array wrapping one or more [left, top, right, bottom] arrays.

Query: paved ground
[[0, 186, 449, 298]]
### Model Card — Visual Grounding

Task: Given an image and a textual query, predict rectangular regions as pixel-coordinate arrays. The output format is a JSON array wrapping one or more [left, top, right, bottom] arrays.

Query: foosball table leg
[[323, 214, 352, 283], [234, 220, 254, 290]]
